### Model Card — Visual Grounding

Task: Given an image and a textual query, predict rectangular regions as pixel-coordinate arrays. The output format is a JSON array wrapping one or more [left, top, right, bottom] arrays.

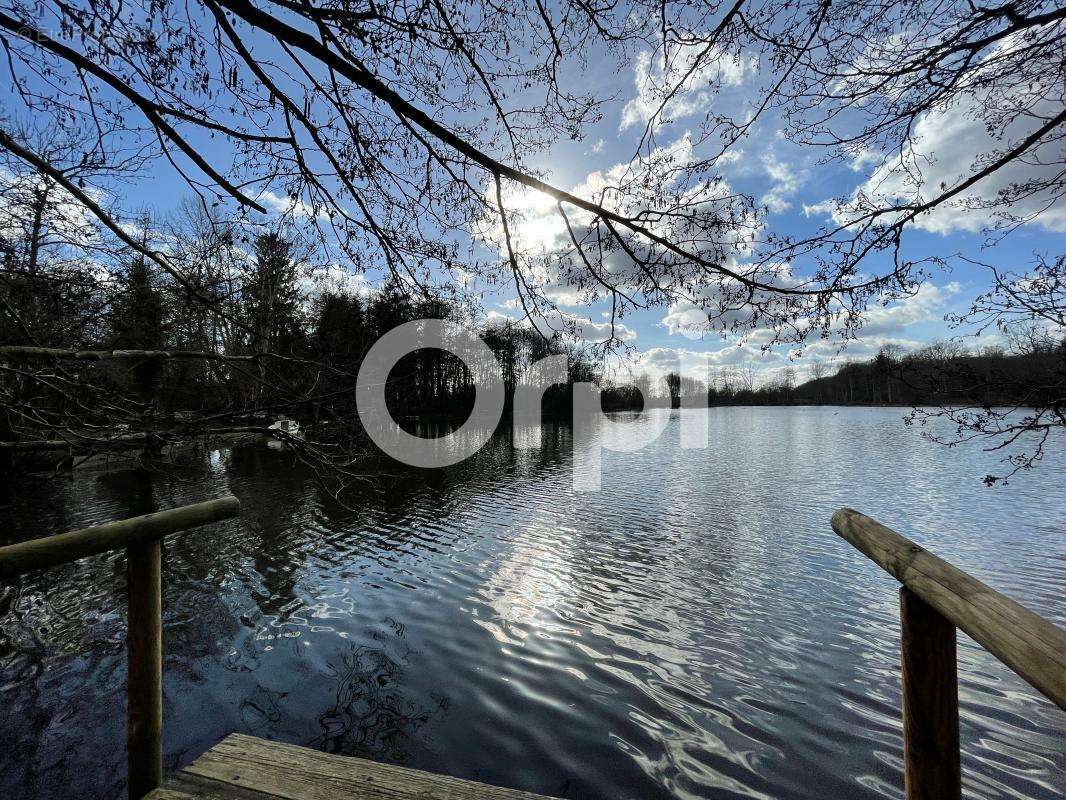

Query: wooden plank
[[831, 508, 1066, 710], [143, 789, 204, 800], [127, 539, 163, 800], [182, 733, 560, 800], [156, 772, 282, 800], [0, 497, 241, 578], [900, 587, 960, 800]]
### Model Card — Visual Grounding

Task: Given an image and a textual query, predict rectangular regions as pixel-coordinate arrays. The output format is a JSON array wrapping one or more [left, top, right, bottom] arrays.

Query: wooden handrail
[[0, 497, 241, 578], [832, 508, 1066, 709], [832, 508, 1066, 800], [0, 496, 242, 800]]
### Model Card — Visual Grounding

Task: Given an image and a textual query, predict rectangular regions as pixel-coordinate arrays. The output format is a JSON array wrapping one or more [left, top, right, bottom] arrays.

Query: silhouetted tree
[[105, 252, 165, 403], [243, 232, 306, 356]]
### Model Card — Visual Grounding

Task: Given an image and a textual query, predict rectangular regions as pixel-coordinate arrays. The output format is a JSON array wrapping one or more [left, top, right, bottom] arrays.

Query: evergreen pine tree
[[244, 232, 303, 355], [107, 253, 165, 403]]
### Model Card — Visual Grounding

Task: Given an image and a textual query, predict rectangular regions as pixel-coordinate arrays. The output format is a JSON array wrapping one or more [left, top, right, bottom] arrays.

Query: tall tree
[[243, 231, 306, 356], [312, 292, 367, 370], [106, 251, 166, 403]]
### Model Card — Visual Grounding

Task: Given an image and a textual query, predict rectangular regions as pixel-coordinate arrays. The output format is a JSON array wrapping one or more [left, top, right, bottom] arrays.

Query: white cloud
[[486, 307, 637, 345], [802, 199, 836, 219], [718, 147, 744, 165], [474, 134, 759, 313], [259, 189, 323, 222], [307, 263, 375, 299], [542, 309, 638, 343], [808, 36, 1065, 234], [761, 151, 803, 213], [483, 309, 518, 328], [656, 258, 806, 342], [859, 99, 1065, 233], [661, 304, 712, 339], [792, 335, 921, 364], [768, 281, 957, 345], [848, 148, 882, 173], [620, 43, 752, 131], [625, 343, 782, 382], [622, 277, 957, 387], [657, 281, 958, 374], [857, 282, 960, 337]]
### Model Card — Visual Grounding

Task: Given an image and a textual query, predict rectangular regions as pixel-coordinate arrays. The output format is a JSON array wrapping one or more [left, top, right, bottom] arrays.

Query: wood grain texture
[[127, 539, 163, 800], [143, 789, 203, 800], [152, 771, 283, 800], [831, 508, 1066, 710], [179, 733, 560, 800], [0, 497, 240, 578], [900, 587, 960, 800]]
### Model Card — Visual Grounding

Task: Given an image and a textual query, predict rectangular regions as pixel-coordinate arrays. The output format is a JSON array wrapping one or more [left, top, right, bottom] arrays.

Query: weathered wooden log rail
[[0, 345, 259, 362], [0, 426, 282, 453], [832, 508, 1066, 800], [0, 497, 242, 800]]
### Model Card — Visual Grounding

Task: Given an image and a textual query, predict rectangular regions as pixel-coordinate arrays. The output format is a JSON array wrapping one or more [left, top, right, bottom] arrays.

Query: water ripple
[[0, 407, 1062, 799]]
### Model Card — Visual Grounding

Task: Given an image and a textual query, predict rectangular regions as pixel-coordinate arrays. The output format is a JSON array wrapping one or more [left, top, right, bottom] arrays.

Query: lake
[[1, 407, 1063, 799]]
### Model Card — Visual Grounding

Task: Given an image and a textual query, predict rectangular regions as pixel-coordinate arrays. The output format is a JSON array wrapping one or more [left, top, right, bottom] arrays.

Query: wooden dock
[[146, 733, 558, 800]]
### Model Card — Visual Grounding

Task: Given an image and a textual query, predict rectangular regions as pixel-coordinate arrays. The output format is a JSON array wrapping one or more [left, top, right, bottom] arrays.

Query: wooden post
[[0, 498, 240, 797], [126, 539, 163, 800], [900, 586, 960, 800]]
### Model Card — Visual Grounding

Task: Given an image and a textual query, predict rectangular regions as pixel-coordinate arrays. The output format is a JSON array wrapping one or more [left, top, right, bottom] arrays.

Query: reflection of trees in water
[[0, 467, 158, 702], [0, 573, 127, 800], [0, 583, 46, 688], [0, 422, 574, 797], [164, 590, 242, 680], [313, 419, 573, 527], [311, 632, 438, 763]]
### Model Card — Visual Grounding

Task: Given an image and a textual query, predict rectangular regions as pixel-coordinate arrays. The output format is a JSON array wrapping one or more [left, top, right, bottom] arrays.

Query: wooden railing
[[0, 497, 242, 800], [832, 508, 1066, 800]]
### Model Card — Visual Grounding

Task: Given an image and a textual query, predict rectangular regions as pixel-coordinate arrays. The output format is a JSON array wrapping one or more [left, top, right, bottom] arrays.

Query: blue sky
[[4, 7, 1061, 386], [449, 38, 1064, 382]]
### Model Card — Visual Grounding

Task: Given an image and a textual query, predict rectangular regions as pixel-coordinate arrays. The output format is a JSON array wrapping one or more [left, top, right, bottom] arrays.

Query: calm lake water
[[1, 407, 1063, 799]]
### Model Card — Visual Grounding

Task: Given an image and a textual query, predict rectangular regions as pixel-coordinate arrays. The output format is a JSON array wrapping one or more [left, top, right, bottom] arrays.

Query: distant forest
[[697, 338, 1066, 410], [2, 225, 1061, 428], [2, 216, 1063, 488]]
